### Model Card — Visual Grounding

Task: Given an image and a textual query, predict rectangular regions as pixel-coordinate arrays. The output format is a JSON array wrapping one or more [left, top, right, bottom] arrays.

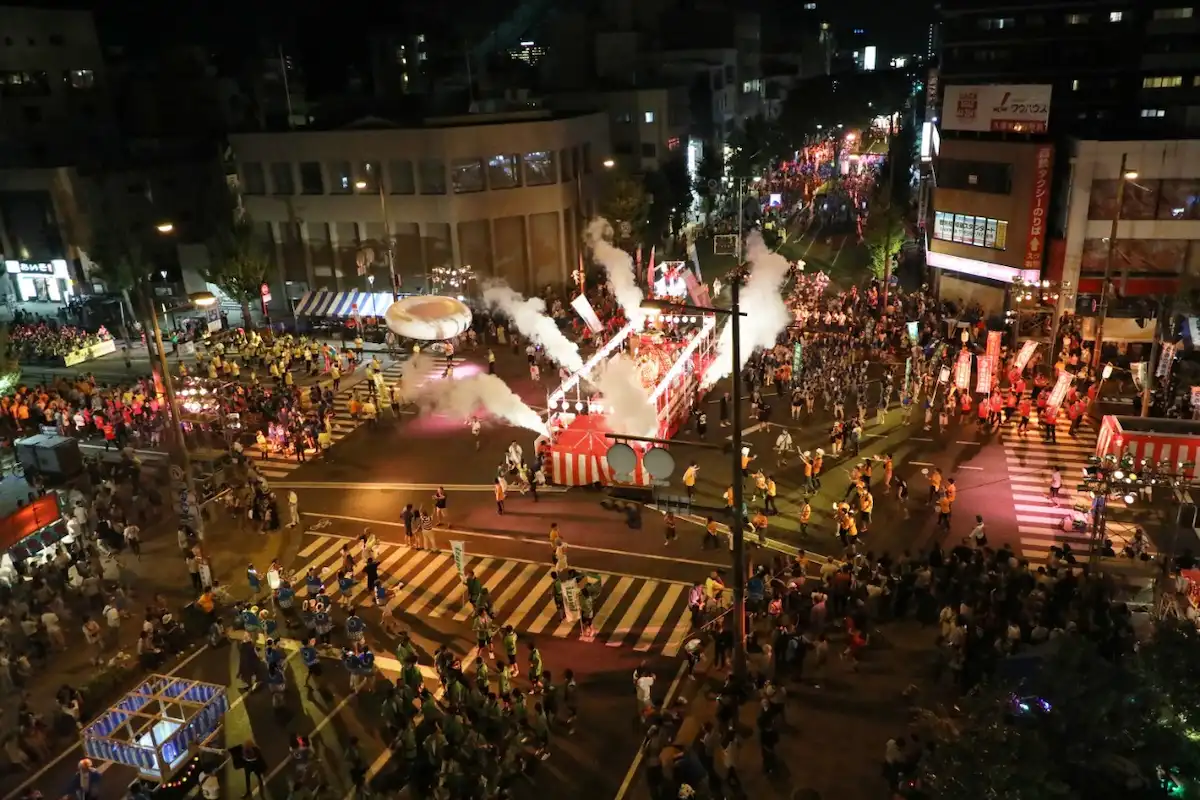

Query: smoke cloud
[[703, 230, 792, 387], [400, 354, 548, 436], [481, 282, 584, 372], [585, 218, 645, 324], [591, 354, 658, 438]]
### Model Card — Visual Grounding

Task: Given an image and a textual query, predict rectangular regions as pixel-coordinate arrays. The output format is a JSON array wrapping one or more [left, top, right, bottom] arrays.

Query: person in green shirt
[[474, 656, 490, 689], [497, 664, 511, 698], [465, 568, 482, 609], [527, 642, 544, 690], [501, 626, 518, 677], [530, 701, 551, 760]]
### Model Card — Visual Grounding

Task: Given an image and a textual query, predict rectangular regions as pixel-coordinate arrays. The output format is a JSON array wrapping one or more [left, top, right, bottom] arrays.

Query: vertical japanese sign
[[975, 351, 993, 393], [571, 294, 604, 333], [1024, 145, 1054, 270], [792, 341, 803, 374], [1159, 342, 1177, 378], [1047, 371, 1073, 413], [562, 578, 580, 620], [954, 350, 972, 390], [906, 321, 919, 341], [451, 541, 466, 577], [1014, 340, 1039, 373]]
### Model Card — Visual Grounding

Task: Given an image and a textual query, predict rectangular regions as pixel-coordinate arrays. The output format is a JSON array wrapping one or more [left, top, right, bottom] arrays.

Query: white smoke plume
[[703, 230, 792, 387], [585, 218, 645, 325], [481, 282, 584, 372], [591, 354, 658, 438], [399, 354, 548, 436]]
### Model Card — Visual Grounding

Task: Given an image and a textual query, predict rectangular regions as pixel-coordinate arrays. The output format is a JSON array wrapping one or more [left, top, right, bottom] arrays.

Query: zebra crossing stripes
[[291, 533, 696, 658]]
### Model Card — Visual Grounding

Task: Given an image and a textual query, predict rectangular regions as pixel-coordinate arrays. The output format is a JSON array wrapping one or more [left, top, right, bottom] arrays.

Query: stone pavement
[[637, 621, 940, 800]]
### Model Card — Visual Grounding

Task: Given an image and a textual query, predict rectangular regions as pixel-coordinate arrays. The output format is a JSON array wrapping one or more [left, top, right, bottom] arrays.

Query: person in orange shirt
[[494, 478, 506, 514]]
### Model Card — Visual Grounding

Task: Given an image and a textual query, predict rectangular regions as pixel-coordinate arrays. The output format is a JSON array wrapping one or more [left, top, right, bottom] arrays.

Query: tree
[[725, 115, 790, 177], [862, 203, 905, 279], [0, 325, 20, 395], [85, 195, 156, 344], [205, 202, 270, 329], [693, 152, 724, 224], [597, 169, 650, 249], [918, 625, 1200, 799]]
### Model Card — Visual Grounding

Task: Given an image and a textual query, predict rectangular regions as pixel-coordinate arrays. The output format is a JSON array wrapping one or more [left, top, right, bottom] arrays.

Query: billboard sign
[[942, 84, 1052, 134], [1024, 145, 1054, 271]]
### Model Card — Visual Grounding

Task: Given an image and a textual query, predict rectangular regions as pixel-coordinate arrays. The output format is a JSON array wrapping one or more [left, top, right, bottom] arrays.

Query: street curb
[[644, 504, 843, 567]]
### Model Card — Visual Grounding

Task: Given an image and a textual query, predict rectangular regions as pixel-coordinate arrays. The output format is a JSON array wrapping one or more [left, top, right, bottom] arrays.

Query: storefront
[[4, 258, 75, 303], [0, 492, 65, 584]]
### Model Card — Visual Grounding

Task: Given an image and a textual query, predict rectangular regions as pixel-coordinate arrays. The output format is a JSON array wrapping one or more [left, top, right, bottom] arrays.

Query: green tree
[[862, 202, 905, 279], [919, 626, 1200, 799], [0, 325, 20, 394], [85, 198, 156, 344], [726, 115, 790, 177], [205, 206, 270, 329], [597, 169, 650, 249], [693, 152, 724, 224]]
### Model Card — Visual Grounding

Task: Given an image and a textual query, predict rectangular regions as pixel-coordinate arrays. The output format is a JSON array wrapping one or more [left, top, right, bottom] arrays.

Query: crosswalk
[[999, 416, 1142, 564], [291, 533, 696, 658], [252, 357, 449, 480]]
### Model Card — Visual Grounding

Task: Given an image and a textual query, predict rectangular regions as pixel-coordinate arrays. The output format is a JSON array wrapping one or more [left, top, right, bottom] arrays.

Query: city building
[[549, 85, 691, 173], [229, 110, 611, 314], [928, 137, 1051, 312], [1051, 138, 1200, 322], [937, 0, 1200, 138], [0, 5, 117, 167]]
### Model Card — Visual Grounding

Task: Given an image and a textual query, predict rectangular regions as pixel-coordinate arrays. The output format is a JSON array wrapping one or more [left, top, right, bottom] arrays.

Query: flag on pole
[[451, 541, 466, 578], [1013, 340, 1039, 373]]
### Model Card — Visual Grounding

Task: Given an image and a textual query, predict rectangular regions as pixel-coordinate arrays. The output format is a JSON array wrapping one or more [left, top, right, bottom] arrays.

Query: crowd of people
[[6, 322, 113, 364]]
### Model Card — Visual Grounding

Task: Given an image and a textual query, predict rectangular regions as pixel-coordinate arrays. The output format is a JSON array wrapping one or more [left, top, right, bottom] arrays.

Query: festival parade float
[[544, 274, 718, 486], [82, 675, 229, 786]]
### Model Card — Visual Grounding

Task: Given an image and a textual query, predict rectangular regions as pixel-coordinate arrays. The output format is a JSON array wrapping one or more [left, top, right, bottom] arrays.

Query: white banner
[[562, 578, 580, 620], [1047, 371, 1073, 413], [1132, 361, 1146, 391], [451, 541, 466, 577], [1158, 342, 1177, 378], [570, 294, 604, 334], [942, 84, 1052, 134], [1013, 339, 1039, 373]]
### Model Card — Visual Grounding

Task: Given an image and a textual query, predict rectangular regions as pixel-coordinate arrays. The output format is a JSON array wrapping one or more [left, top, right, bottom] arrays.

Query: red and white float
[[542, 308, 719, 486], [1096, 415, 1200, 479]]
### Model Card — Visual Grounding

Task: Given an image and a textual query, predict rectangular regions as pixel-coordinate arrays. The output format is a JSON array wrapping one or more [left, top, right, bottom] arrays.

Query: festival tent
[[548, 413, 649, 486]]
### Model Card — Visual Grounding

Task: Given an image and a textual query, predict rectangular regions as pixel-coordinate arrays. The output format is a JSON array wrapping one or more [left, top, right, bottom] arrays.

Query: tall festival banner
[[1024, 144, 1054, 271], [647, 245, 657, 288], [954, 350, 972, 390], [1013, 340, 1039, 373], [1046, 371, 1073, 413], [562, 578, 581, 620], [975, 350, 993, 393], [1158, 342, 1178, 379], [635, 244, 643, 285], [978, 331, 1002, 392], [451, 541, 466, 578], [571, 294, 604, 333]]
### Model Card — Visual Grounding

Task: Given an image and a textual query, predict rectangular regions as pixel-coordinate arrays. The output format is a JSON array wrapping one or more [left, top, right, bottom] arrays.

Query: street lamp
[[602, 159, 616, 169], [155, 222, 174, 234], [354, 179, 403, 299]]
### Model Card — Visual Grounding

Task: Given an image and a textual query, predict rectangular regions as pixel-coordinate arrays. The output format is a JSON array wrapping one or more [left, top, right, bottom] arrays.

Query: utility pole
[[729, 176, 748, 680], [880, 115, 897, 312], [1092, 153, 1133, 374]]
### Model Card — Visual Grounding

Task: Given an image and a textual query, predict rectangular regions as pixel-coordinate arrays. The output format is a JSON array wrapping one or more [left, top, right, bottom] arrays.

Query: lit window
[[933, 213, 1008, 250], [643, 111, 655, 123], [1066, 13, 1090, 24], [1109, 11, 1123, 21], [1072, 79, 1080, 90], [803, 2, 816, 8], [1153, 8, 1194, 19], [1144, 75, 1183, 88], [979, 17, 1015, 29], [66, 69, 94, 89], [418, 33, 426, 43], [1140, 108, 1166, 117]]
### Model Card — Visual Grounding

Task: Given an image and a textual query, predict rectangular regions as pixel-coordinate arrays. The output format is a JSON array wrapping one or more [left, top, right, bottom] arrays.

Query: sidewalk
[[638, 621, 940, 800]]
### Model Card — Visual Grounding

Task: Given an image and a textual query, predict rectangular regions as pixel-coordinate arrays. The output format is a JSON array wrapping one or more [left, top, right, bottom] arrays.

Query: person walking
[[433, 486, 448, 526], [494, 477, 506, 514], [237, 739, 266, 798]]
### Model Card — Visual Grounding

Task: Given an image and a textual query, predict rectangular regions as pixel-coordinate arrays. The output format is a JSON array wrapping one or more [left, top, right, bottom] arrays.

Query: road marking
[[959, 465, 985, 470], [911, 437, 934, 442], [299, 513, 727, 571], [282, 482, 499, 492], [612, 659, 688, 800], [909, 461, 936, 467], [250, 693, 357, 798], [726, 422, 767, 440], [955, 440, 982, 446]]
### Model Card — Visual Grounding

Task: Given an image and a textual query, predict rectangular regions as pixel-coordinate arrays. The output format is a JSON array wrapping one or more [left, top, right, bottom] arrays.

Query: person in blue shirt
[[247, 564, 261, 596], [747, 569, 766, 616], [314, 600, 333, 645], [304, 568, 322, 597], [241, 605, 261, 635], [337, 570, 355, 610], [267, 662, 287, 707], [346, 610, 365, 643], [300, 639, 322, 688], [276, 579, 295, 612], [264, 638, 284, 671]]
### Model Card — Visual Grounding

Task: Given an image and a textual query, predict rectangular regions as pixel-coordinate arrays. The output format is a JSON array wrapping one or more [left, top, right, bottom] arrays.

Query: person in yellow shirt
[[723, 486, 735, 509], [740, 448, 755, 480], [812, 449, 824, 490], [703, 517, 721, 549], [682, 461, 699, 500], [751, 509, 769, 544], [859, 491, 874, 534], [494, 478, 506, 514], [799, 500, 812, 537], [928, 467, 943, 505], [881, 454, 894, 495], [944, 477, 957, 506], [765, 476, 778, 514]]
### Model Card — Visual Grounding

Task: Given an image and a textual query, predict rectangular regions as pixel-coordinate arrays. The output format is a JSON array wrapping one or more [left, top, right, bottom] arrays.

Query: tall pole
[[143, 287, 206, 542], [1091, 153, 1128, 374], [1087, 492, 1106, 567], [881, 115, 896, 313], [729, 177, 748, 679], [1142, 295, 1167, 417], [376, 182, 399, 300]]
